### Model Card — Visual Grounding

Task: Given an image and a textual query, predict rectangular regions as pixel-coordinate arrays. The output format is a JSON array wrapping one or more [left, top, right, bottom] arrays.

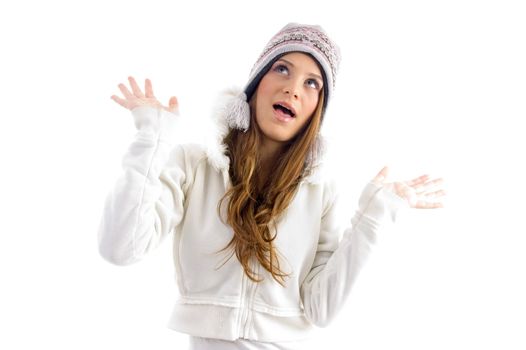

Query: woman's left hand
[[371, 166, 446, 209]]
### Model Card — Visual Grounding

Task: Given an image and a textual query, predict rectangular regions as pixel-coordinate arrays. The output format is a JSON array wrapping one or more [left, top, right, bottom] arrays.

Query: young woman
[[99, 23, 445, 349]]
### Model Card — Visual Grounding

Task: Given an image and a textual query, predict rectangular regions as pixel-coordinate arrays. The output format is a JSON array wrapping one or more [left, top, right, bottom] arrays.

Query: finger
[[421, 178, 445, 192], [372, 166, 389, 185], [128, 76, 145, 98], [118, 83, 134, 100], [110, 94, 128, 109], [145, 78, 155, 98], [415, 199, 444, 209], [423, 202, 443, 209], [168, 96, 178, 112], [405, 174, 429, 188], [423, 189, 447, 198]]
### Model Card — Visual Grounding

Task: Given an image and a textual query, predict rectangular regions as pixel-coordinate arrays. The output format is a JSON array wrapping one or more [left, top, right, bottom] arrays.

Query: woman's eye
[[274, 64, 289, 75], [306, 79, 320, 90]]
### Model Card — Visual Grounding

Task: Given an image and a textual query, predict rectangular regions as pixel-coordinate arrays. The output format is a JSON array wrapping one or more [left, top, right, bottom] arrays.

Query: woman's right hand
[[111, 76, 179, 114]]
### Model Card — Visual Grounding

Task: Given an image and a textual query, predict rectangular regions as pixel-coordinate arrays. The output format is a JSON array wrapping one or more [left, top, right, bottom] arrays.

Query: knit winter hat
[[225, 22, 341, 132]]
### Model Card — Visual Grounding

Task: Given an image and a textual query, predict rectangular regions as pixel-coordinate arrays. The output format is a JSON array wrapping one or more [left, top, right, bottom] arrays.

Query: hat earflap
[[225, 91, 251, 132]]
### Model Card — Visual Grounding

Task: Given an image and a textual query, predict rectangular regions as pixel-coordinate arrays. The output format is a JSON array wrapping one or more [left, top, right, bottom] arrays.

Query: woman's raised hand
[[372, 166, 446, 209], [110, 76, 179, 113]]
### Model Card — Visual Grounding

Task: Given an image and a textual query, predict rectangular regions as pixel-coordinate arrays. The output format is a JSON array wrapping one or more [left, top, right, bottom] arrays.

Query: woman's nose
[[283, 87, 299, 99], [283, 80, 301, 99]]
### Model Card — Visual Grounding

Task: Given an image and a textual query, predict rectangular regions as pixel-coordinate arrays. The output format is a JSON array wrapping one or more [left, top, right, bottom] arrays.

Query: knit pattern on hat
[[250, 23, 341, 95]]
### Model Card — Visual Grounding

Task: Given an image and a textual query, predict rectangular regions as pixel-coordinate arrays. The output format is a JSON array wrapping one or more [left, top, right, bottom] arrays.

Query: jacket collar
[[204, 87, 326, 185]]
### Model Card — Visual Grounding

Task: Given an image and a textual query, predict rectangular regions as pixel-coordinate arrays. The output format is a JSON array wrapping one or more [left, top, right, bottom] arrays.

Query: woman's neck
[[259, 137, 284, 166], [256, 141, 282, 191]]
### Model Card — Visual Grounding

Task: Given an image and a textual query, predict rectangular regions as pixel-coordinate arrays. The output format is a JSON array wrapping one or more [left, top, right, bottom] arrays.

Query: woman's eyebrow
[[277, 58, 323, 82]]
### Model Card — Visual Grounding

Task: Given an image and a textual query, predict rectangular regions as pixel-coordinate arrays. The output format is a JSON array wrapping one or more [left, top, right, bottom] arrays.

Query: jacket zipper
[[238, 265, 248, 337], [238, 258, 258, 338], [241, 280, 252, 338], [241, 260, 260, 338]]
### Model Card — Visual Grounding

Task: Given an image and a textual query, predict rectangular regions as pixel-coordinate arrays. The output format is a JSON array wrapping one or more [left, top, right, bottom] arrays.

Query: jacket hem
[[167, 302, 314, 342]]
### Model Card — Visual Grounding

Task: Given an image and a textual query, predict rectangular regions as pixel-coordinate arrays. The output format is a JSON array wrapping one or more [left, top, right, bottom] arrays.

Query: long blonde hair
[[216, 88, 325, 286]]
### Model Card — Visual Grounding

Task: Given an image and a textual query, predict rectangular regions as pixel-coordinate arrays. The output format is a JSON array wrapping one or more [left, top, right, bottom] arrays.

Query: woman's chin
[[260, 130, 291, 146]]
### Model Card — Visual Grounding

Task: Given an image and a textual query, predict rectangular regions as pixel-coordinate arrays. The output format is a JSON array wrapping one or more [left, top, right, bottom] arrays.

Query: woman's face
[[254, 52, 323, 148]]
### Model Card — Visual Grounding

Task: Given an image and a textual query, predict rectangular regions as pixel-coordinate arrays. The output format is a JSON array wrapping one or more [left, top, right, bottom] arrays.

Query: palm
[[110, 76, 178, 113], [372, 166, 446, 209]]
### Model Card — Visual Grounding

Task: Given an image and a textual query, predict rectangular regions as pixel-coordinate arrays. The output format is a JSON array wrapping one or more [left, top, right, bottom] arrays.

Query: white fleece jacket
[[97, 99, 408, 342]]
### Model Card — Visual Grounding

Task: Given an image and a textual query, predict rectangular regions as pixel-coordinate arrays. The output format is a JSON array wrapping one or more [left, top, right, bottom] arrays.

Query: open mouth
[[273, 103, 295, 118]]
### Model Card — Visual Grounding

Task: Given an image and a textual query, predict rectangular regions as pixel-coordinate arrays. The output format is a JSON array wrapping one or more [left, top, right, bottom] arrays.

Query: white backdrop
[[1, 0, 525, 349]]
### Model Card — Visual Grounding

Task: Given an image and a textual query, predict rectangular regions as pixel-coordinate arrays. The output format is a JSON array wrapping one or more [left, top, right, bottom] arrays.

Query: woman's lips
[[274, 101, 296, 117], [273, 107, 294, 122]]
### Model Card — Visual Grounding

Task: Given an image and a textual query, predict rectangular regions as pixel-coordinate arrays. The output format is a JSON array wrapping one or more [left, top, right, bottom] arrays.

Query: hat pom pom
[[225, 91, 250, 132]]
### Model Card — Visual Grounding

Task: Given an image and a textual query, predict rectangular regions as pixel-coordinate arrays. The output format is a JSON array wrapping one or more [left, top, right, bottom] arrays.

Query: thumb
[[372, 166, 389, 185], [168, 96, 179, 113]]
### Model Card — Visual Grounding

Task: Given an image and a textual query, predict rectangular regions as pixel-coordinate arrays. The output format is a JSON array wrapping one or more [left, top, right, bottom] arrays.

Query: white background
[[1, 0, 525, 349]]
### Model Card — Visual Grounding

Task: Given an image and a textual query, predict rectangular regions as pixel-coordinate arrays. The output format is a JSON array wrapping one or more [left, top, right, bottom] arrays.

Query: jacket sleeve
[[300, 180, 409, 327], [97, 106, 188, 266]]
